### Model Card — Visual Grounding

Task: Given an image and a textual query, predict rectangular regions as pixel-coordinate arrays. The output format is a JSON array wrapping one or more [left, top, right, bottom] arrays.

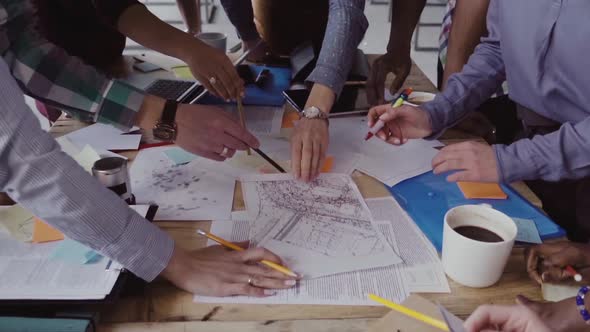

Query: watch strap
[[161, 99, 178, 124]]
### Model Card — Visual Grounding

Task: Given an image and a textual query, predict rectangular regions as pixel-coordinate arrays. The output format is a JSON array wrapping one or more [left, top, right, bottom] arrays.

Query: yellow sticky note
[[32, 218, 64, 243], [321, 156, 334, 173], [281, 111, 300, 129], [0, 205, 35, 242], [172, 66, 195, 80], [457, 182, 507, 200]]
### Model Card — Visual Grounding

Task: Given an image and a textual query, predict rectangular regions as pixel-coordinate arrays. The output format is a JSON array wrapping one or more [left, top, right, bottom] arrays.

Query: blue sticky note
[[51, 239, 103, 264], [513, 217, 543, 244], [164, 147, 197, 165], [0, 317, 90, 332]]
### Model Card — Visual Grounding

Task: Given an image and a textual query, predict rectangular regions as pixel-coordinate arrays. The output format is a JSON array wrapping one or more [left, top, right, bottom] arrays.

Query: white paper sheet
[[327, 117, 442, 185], [217, 105, 284, 137], [63, 123, 141, 151], [240, 173, 402, 278], [367, 197, 450, 293], [130, 147, 236, 220], [195, 218, 409, 305], [0, 205, 149, 300]]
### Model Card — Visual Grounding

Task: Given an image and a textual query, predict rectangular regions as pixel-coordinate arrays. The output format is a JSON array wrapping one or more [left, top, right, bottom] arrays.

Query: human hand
[[464, 304, 551, 332], [184, 42, 244, 101], [525, 242, 590, 285], [432, 141, 500, 182], [367, 104, 432, 145], [515, 295, 589, 332], [290, 118, 329, 182], [366, 51, 412, 106], [175, 104, 259, 161], [161, 243, 299, 297]]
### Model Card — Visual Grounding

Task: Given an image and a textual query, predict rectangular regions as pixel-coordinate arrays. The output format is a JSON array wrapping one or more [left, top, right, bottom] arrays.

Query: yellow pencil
[[196, 229, 298, 278], [368, 294, 449, 331], [236, 96, 251, 156]]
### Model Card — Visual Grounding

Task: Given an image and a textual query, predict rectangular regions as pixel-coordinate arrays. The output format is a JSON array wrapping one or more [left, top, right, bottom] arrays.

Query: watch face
[[305, 107, 320, 118], [153, 124, 177, 141]]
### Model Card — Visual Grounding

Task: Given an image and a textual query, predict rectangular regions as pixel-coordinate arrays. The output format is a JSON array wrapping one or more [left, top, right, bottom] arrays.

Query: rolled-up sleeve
[[306, 0, 368, 96], [1, 0, 144, 130], [0, 58, 173, 281], [421, 0, 505, 137]]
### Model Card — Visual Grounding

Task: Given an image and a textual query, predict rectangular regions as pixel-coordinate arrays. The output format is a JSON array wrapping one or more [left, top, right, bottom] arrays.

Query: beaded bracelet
[[576, 285, 590, 324]]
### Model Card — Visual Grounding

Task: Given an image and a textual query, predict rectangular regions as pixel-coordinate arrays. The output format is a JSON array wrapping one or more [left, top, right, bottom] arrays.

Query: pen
[[566, 265, 583, 282], [196, 229, 298, 277], [368, 294, 450, 331], [365, 88, 413, 141]]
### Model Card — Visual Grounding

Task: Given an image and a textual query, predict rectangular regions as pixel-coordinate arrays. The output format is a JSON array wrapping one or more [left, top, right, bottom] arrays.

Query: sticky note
[[512, 217, 542, 244], [321, 155, 334, 173], [164, 147, 198, 165], [172, 66, 195, 80], [32, 218, 64, 243], [281, 111, 300, 129], [51, 239, 103, 264], [457, 182, 507, 199]]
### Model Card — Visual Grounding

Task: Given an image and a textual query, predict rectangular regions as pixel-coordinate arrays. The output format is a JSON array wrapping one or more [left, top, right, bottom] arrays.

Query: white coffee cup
[[197, 32, 227, 52], [442, 204, 517, 288]]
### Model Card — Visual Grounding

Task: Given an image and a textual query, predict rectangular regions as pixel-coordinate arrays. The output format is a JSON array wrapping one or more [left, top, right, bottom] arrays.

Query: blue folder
[[200, 65, 292, 106], [388, 171, 566, 251]]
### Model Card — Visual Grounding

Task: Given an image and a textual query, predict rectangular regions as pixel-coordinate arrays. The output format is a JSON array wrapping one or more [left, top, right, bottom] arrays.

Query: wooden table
[[47, 59, 546, 332]]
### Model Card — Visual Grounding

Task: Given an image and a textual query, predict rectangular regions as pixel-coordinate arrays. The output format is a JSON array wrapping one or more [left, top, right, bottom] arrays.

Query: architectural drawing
[[130, 147, 235, 220], [241, 174, 402, 278]]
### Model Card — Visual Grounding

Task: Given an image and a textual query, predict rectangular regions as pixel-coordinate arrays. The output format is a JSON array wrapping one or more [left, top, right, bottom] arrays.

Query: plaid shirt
[[0, 0, 145, 130]]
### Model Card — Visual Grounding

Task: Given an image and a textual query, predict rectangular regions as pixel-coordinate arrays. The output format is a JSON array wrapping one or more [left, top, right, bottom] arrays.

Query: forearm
[[442, 0, 490, 90], [388, 0, 426, 53], [0, 62, 173, 281], [495, 119, 590, 183], [422, 0, 504, 137], [306, 0, 368, 101], [117, 4, 204, 64]]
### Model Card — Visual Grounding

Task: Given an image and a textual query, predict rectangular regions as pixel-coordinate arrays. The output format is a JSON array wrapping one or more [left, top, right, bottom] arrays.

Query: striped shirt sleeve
[[0, 57, 174, 281], [0, 0, 144, 130]]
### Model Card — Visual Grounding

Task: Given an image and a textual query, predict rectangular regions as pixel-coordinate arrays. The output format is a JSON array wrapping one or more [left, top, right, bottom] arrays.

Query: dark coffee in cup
[[454, 225, 504, 243]]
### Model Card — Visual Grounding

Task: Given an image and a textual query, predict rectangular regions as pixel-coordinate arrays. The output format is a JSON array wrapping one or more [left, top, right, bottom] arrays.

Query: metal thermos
[[92, 157, 136, 205]]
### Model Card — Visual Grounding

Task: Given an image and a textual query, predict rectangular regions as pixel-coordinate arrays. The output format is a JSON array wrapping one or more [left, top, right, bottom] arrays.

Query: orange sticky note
[[32, 218, 64, 243], [457, 182, 508, 200], [281, 111, 300, 129], [321, 155, 334, 173]]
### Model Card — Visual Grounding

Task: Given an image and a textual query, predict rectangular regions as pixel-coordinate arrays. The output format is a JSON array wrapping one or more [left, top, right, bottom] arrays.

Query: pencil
[[368, 294, 450, 331], [196, 229, 298, 278], [253, 148, 286, 173], [236, 96, 251, 155]]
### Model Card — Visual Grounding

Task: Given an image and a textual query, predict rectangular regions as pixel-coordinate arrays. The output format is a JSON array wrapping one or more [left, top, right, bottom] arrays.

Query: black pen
[[252, 147, 286, 173]]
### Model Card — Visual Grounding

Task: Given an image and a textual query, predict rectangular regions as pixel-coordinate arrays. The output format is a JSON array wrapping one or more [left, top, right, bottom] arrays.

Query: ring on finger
[[209, 76, 217, 85], [247, 276, 254, 286], [220, 146, 229, 157]]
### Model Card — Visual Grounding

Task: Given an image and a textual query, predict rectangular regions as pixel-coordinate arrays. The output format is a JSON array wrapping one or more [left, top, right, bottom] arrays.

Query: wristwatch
[[301, 106, 329, 121], [153, 99, 178, 141]]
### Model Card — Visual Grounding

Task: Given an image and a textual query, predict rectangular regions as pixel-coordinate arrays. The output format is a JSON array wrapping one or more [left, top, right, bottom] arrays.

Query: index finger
[[367, 104, 393, 127], [222, 65, 245, 99], [367, 60, 387, 106], [236, 247, 284, 265], [525, 246, 541, 284]]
